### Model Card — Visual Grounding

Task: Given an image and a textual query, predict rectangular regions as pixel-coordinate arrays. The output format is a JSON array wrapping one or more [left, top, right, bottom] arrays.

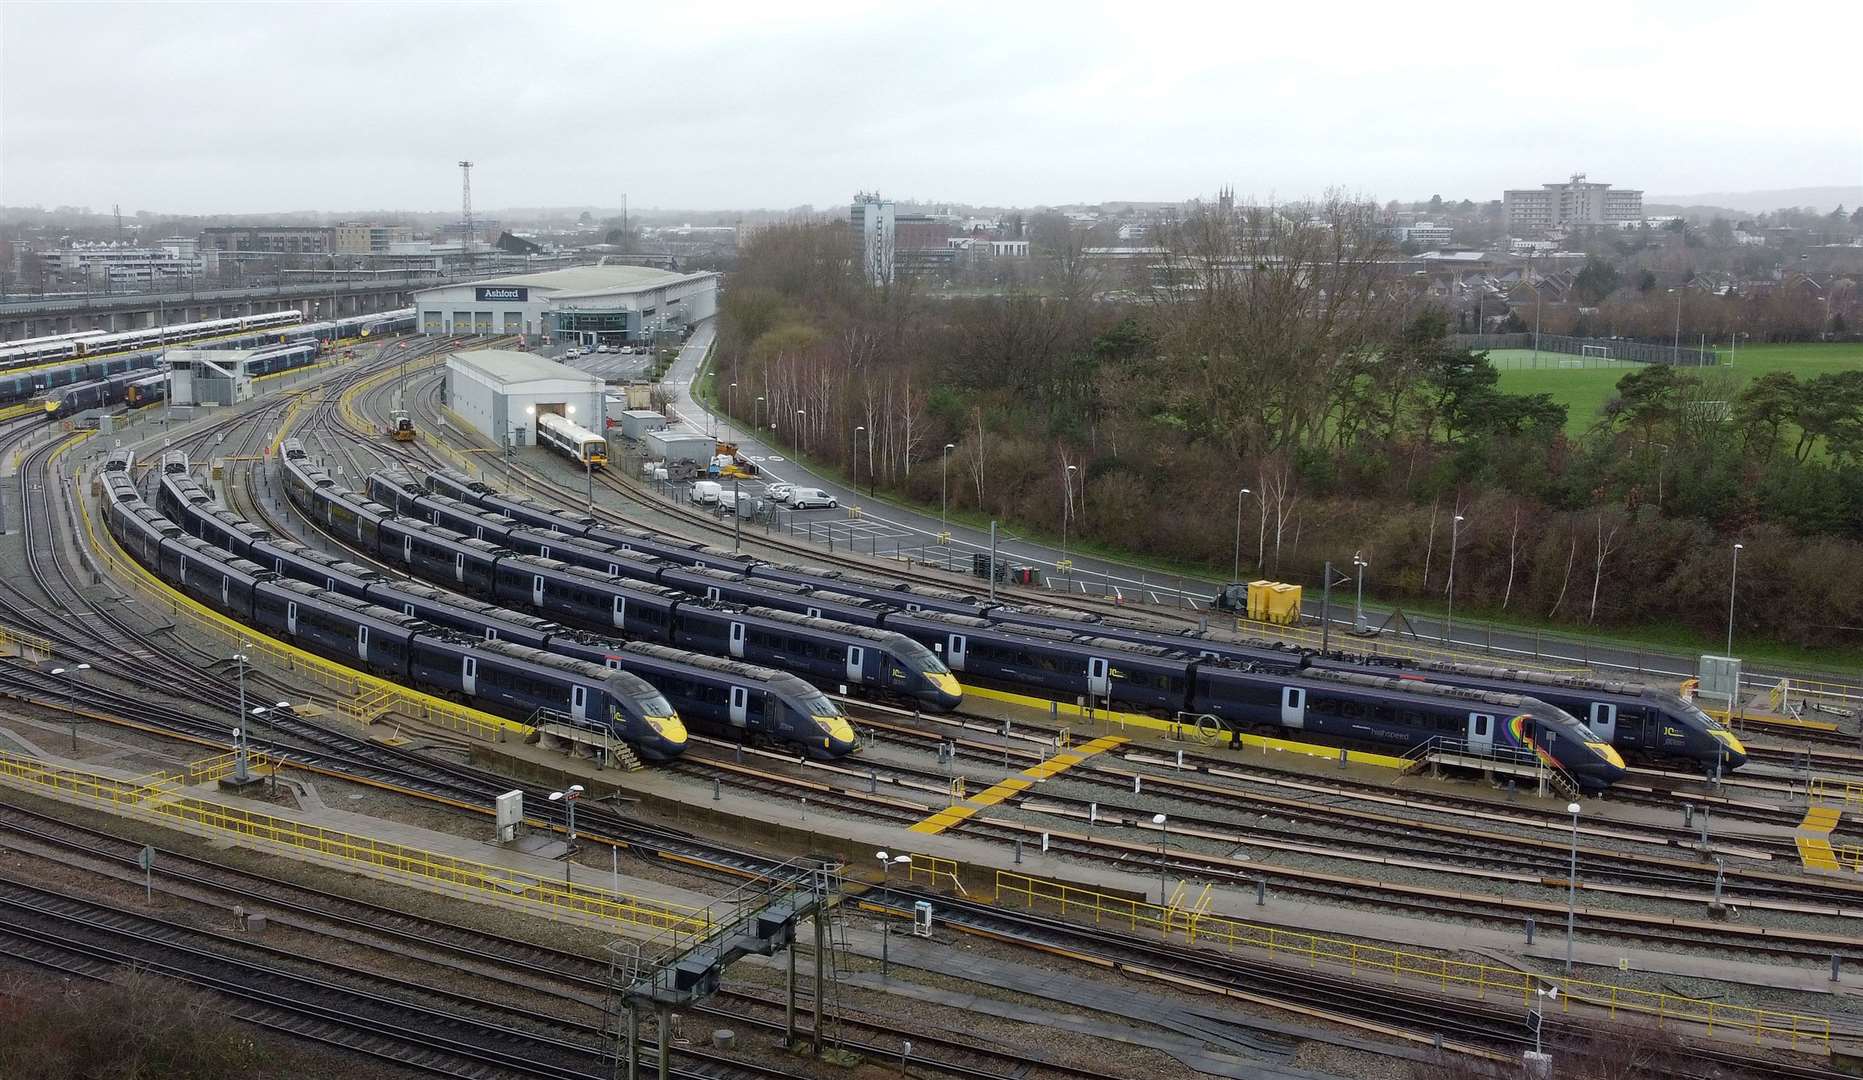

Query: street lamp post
[[232, 648, 250, 782], [1444, 514, 1465, 643], [795, 410, 805, 454], [50, 663, 91, 752], [853, 426, 865, 495], [1727, 542, 1744, 657], [1564, 801, 1581, 973], [1352, 552, 1370, 634], [250, 702, 289, 796], [941, 443, 955, 537], [1151, 813, 1168, 903], [1060, 464, 1078, 589], [875, 851, 912, 975], [755, 396, 764, 432], [1670, 288, 1683, 364], [549, 785, 585, 883], [1232, 487, 1251, 581]]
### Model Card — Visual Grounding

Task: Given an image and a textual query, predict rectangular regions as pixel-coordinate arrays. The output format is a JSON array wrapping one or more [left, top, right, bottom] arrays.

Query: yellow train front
[[389, 410, 416, 442]]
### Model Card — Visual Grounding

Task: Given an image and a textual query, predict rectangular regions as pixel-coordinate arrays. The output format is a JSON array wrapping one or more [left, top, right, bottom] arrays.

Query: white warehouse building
[[444, 349, 605, 449], [413, 265, 719, 343]]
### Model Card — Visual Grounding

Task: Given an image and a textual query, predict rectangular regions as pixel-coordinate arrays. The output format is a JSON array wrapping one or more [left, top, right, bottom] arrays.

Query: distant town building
[[850, 193, 896, 285], [1503, 174, 1643, 233], [333, 222, 414, 254], [1389, 222, 1453, 247], [38, 239, 206, 288], [200, 225, 336, 255]]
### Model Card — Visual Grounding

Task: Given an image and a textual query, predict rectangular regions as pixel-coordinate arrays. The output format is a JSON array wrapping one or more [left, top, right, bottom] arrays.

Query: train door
[[728, 621, 745, 658], [286, 601, 297, 635], [404, 536, 414, 564], [454, 553, 465, 584], [1281, 687, 1305, 729], [538, 544, 551, 560], [846, 645, 865, 684], [325, 577, 338, 591], [531, 574, 545, 607], [1587, 702, 1617, 744], [706, 585, 722, 603], [1087, 657, 1110, 698], [357, 625, 370, 662], [946, 634, 967, 671], [461, 656, 477, 696], [220, 576, 230, 608], [728, 685, 748, 728], [570, 684, 588, 724], [607, 562, 621, 576], [1466, 713, 1494, 754], [612, 595, 626, 629], [806, 606, 822, 619]]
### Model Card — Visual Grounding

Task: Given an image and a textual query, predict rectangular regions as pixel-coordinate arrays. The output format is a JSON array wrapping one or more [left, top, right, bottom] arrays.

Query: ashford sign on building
[[475, 286, 529, 302]]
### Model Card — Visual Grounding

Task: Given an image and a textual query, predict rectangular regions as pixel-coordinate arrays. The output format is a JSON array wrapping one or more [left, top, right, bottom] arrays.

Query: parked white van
[[688, 480, 723, 506], [789, 487, 838, 510]]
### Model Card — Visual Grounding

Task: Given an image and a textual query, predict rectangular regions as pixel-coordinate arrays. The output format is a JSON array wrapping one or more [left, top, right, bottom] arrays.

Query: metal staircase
[[1402, 735, 1580, 801]]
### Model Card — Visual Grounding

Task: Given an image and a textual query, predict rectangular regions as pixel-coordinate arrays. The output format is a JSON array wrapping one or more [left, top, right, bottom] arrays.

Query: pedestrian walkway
[[909, 734, 1127, 835], [1798, 805, 1843, 871]]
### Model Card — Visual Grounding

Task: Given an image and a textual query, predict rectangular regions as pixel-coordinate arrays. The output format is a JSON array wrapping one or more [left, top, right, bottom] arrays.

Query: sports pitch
[[1491, 342, 1863, 436]]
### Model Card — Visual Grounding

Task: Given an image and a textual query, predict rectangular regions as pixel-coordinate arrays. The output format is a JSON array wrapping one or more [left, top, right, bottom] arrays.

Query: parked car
[[789, 487, 837, 510], [765, 483, 794, 503], [688, 480, 723, 506]]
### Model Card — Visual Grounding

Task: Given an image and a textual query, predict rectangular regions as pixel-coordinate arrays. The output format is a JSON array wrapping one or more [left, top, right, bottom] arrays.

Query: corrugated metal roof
[[448, 349, 601, 388]]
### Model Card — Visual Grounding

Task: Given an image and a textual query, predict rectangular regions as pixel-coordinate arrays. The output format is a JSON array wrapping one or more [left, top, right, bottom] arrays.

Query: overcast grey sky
[[3, 0, 1858, 216]]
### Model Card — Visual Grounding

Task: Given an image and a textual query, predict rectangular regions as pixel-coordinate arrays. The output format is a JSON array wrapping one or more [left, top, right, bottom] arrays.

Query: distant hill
[[1646, 186, 1863, 215]]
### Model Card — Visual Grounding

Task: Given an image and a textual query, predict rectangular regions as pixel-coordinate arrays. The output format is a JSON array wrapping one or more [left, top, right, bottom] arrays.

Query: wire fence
[[1454, 333, 1718, 367]]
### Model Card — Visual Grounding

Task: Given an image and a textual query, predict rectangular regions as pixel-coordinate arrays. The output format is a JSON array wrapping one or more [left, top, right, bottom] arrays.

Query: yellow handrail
[[992, 871, 1828, 1048]]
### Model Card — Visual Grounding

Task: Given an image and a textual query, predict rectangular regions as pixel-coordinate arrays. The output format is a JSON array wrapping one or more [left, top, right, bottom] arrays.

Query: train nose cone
[[928, 671, 963, 704]]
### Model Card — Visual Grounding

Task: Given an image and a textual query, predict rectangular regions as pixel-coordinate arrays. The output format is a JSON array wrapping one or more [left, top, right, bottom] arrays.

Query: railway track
[[0, 797, 1130, 1080]]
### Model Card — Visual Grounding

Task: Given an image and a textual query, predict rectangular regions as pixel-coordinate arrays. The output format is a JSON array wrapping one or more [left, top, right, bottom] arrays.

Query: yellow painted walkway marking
[[1803, 806, 1842, 832], [1796, 805, 1843, 872], [1798, 836, 1841, 872], [910, 734, 1127, 835], [962, 685, 1408, 769]]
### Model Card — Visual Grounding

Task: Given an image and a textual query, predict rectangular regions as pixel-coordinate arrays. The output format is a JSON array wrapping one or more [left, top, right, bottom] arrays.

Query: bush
[[0, 970, 263, 1080]]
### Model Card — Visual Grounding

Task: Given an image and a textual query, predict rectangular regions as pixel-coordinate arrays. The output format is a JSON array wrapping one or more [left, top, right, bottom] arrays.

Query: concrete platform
[[468, 732, 1861, 1011]]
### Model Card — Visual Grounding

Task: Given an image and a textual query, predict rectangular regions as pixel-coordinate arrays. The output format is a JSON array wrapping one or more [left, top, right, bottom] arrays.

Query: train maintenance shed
[[414, 265, 718, 344], [444, 349, 604, 449]]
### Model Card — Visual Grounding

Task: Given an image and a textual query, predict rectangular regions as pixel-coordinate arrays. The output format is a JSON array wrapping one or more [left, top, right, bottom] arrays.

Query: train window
[[1373, 705, 1395, 723], [1473, 715, 1489, 737], [1339, 700, 1364, 720]]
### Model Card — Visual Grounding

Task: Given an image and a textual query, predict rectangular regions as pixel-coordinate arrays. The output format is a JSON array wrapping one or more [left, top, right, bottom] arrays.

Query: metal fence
[[1454, 333, 1718, 367]]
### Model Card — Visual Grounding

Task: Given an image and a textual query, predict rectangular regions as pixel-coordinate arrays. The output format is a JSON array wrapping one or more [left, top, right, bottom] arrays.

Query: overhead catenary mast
[[458, 159, 475, 274]]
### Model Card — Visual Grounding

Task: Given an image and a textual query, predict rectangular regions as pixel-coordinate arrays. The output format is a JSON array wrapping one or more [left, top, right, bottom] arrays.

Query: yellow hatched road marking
[[910, 734, 1127, 835]]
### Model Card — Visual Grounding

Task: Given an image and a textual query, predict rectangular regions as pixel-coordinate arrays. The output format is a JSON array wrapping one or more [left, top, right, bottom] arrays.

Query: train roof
[[617, 641, 797, 684], [743, 606, 910, 645], [471, 638, 617, 682], [270, 578, 429, 627]]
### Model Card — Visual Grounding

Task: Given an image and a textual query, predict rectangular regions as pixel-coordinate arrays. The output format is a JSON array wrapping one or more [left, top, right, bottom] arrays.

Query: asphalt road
[[653, 322, 1855, 691]]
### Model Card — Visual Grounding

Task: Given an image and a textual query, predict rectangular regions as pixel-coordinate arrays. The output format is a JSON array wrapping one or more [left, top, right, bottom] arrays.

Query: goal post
[[1580, 344, 1611, 359]]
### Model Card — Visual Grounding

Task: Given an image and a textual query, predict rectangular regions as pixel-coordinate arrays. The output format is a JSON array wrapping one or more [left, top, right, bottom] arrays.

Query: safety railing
[[907, 854, 967, 896], [992, 871, 1829, 1048], [182, 750, 275, 786], [74, 475, 512, 745], [1810, 776, 1863, 811], [0, 749, 704, 938], [0, 752, 175, 810], [0, 621, 55, 659]]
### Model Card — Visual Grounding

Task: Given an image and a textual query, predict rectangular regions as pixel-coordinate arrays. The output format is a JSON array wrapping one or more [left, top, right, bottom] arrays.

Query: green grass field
[[1492, 342, 1863, 436]]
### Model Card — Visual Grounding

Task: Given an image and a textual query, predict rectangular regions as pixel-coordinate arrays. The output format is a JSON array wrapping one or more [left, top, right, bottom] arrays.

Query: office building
[[850, 193, 896, 285], [1504, 174, 1643, 233]]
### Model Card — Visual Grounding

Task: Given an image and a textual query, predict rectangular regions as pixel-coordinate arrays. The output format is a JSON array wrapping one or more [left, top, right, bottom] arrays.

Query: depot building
[[444, 348, 604, 448], [413, 265, 719, 344]]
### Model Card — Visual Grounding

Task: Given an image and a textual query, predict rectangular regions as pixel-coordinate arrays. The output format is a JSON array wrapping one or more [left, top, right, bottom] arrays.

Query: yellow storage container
[[1246, 580, 1276, 622], [1266, 582, 1303, 625]]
